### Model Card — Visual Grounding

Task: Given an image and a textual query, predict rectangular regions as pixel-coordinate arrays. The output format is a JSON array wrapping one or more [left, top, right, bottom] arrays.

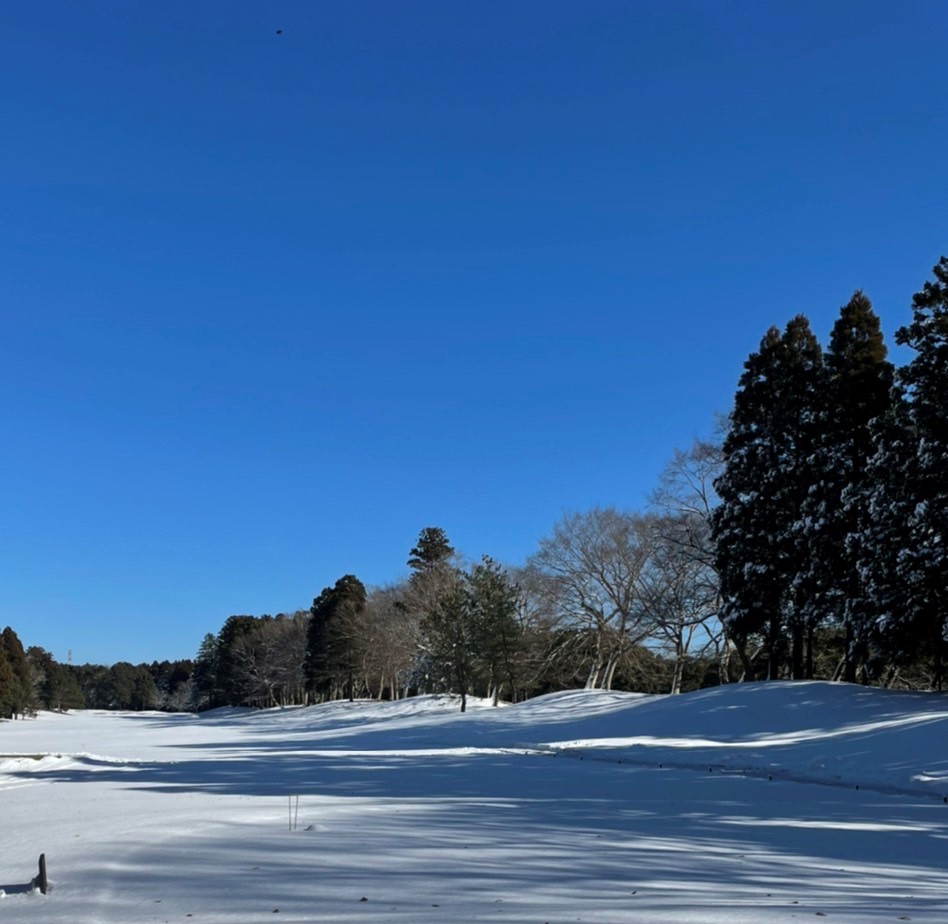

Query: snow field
[[2, 682, 948, 923]]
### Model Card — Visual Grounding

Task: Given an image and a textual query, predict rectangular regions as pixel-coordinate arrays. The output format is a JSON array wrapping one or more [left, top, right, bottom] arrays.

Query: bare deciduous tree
[[639, 515, 722, 693], [528, 508, 656, 690], [651, 439, 732, 684], [233, 612, 309, 707], [355, 583, 421, 700]]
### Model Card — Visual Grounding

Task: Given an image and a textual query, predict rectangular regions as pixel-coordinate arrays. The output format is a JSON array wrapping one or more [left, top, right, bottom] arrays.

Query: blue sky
[[2, 1, 945, 666]]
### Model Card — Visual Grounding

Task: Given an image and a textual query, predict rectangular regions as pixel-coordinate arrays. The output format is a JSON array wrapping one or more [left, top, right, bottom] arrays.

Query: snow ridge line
[[513, 743, 948, 805]]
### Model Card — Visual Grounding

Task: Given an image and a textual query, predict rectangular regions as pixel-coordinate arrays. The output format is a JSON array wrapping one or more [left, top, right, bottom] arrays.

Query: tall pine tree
[[408, 527, 455, 571], [713, 317, 827, 679], [858, 391, 917, 679], [0, 645, 15, 718], [818, 292, 895, 681], [467, 557, 523, 706], [0, 627, 37, 718], [404, 527, 475, 711], [213, 615, 259, 706], [780, 316, 831, 679], [881, 258, 948, 685], [306, 575, 367, 701]]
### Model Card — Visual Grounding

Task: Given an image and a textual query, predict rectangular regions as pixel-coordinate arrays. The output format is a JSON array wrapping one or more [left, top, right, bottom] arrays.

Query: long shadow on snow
[[43, 756, 948, 923], [14, 749, 948, 870], [131, 683, 948, 761], [0, 880, 36, 896]]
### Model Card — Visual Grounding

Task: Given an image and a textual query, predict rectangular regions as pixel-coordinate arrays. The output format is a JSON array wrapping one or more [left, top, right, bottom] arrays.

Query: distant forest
[[3, 257, 946, 718]]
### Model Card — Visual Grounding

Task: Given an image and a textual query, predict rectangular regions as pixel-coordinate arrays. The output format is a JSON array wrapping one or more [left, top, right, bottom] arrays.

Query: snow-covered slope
[[2, 682, 947, 922]]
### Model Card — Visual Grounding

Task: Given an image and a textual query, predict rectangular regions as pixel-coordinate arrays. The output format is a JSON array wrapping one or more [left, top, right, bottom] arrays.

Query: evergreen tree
[[467, 557, 523, 706], [859, 393, 917, 679], [883, 257, 948, 685], [779, 316, 830, 679], [98, 662, 157, 710], [306, 575, 367, 701], [70, 663, 109, 708], [191, 633, 221, 710], [27, 647, 84, 711], [714, 326, 787, 678], [713, 317, 828, 679], [214, 615, 260, 706], [26, 647, 55, 709], [54, 662, 85, 710], [404, 527, 475, 709], [148, 659, 194, 710], [820, 292, 895, 681], [0, 645, 15, 719], [0, 627, 37, 718], [408, 527, 455, 571], [418, 571, 473, 710]]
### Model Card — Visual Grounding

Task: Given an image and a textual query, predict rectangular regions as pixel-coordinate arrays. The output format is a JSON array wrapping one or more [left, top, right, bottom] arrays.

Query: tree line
[[0, 627, 195, 719], [3, 256, 945, 716], [713, 257, 948, 687], [178, 255, 948, 701], [185, 510, 727, 712]]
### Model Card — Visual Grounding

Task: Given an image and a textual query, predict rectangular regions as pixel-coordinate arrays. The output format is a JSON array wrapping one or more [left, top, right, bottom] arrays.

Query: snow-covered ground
[[3, 681, 948, 923]]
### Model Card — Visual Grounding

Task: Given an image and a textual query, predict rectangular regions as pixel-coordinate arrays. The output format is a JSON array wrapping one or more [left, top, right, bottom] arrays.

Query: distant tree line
[[3, 256, 945, 716], [189, 516, 726, 712], [0, 627, 195, 718]]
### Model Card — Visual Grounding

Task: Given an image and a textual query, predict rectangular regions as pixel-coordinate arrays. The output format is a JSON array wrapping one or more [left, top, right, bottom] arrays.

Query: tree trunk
[[804, 623, 814, 680], [790, 620, 804, 680], [718, 642, 732, 685], [843, 620, 857, 683], [603, 653, 620, 691], [831, 654, 846, 682], [767, 618, 784, 680], [670, 636, 684, 695], [585, 658, 602, 690], [733, 634, 754, 682]]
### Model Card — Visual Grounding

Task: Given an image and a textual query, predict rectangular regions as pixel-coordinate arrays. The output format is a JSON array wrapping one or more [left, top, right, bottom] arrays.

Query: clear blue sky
[[2, 1, 945, 666]]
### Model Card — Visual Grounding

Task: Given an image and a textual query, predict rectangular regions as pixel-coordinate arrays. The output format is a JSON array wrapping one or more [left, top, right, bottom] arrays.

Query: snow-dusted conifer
[[306, 575, 367, 701], [713, 317, 827, 679], [857, 392, 916, 678], [820, 292, 894, 681], [878, 258, 948, 685], [0, 626, 37, 718]]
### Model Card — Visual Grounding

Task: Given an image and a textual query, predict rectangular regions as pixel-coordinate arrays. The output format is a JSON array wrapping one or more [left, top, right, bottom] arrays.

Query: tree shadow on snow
[[35, 758, 948, 923], [0, 881, 36, 895], [12, 749, 948, 867]]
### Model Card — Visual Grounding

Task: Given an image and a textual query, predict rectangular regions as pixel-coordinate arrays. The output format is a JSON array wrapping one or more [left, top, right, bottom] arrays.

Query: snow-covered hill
[[2, 682, 947, 922]]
